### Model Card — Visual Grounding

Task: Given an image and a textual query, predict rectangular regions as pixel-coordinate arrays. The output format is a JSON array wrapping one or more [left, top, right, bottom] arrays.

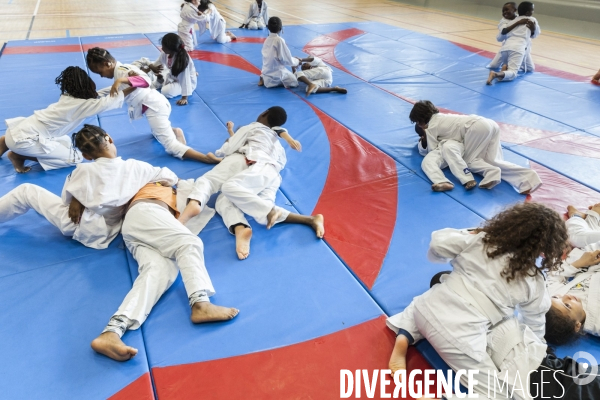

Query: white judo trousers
[[196, 5, 231, 44], [4, 129, 79, 170], [247, 17, 265, 30], [144, 96, 189, 159], [261, 33, 299, 89], [0, 184, 75, 235], [115, 202, 215, 330], [566, 211, 600, 248], [295, 58, 333, 94]]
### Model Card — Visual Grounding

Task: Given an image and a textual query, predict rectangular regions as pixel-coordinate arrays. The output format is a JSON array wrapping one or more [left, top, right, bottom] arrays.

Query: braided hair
[[55, 66, 98, 100], [86, 47, 116, 69], [72, 124, 110, 159], [160, 33, 190, 77], [198, 0, 212, 12]]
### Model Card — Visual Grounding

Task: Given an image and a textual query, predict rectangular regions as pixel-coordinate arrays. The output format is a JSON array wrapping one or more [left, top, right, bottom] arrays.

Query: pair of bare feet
[[233, 213, 325, 260], [432, 179, 504, 192], [226, 31, 237, 41], [567, 204, 600, 219], [1, 135, 35, 173], [91, 302, 239, 361]]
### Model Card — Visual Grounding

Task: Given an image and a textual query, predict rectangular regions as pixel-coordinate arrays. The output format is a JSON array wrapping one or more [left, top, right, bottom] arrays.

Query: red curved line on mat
[[148, 316, 430, 399], [189, 50, 261, 75], [450, 41, 592, 83], [303, 27, 365, 75], [232, 37, 266, 44], [189, 49, 398, 288], [108, 372, 154, 400]]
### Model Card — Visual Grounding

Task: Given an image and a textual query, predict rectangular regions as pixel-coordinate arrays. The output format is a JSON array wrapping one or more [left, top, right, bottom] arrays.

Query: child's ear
[[575, 321, 582, 333]]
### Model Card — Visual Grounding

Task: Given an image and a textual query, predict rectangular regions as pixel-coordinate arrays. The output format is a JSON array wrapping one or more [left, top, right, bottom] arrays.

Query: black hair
[[545, 306, 584, 346], [72, 124, 110, 158], [517, 1, 534, 15], [86, 47, 116, 68], [266, 106, 287, 127], [160, 33, 190, 77], [55, 66, 98, 100], [414, 124, 426, 137], [268, 16, 283, 34], [504, 2, 517, 9], [429, 271, 451, 288], [198, 0, 212, 12], [409, 100, 439, 126]]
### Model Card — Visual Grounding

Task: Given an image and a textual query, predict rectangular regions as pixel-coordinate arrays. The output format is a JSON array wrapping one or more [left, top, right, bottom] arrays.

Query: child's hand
[[589, 203, 600, 214], [68, 198, 85, 225], [177, 96, 188, 106], [149, 64, 163, 74], [573, 250, 600, 268], [110, 81, 121, 97], [288, 139, 302, 151], [128, 71, 139, 77], [226, 121, 234, 131]]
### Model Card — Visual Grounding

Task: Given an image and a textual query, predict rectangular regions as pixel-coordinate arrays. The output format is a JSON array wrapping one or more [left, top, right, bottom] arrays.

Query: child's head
[[72, 124, 116, 160], [256, 0, 263, 5], [518, 1, 534, 16], [409, 100, 439, 127], [545, 295, 585, 345], [160, 33, 190, 76], [481, 202, 568, 282], [198, 0, 211, 12], [55, 66, 98, 100], [258, 106, 287, 128], [86, 47, 117, 79], [267, 16, 283, 34], [502, 2, 517, 19]]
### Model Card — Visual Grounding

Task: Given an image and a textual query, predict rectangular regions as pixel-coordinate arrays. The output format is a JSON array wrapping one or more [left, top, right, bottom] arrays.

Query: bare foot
[[91, 332, 138, 361], [179, 200, 201, 225], [191, 302, 239, 323], [501, 64, 508, 72], [432, 182, 454, 192], [258, 77, 264, 86], [306, 83, 318, 97], [567, 205, 587, 219], [389, 354, 407, 378], [480, 180, 500, 189], [234, 225, 252, 260], [7, 152, 31, 173], [334, 86, 347, 94], [486, 71, 497, 85], [0, 136, 8, 157], [227, 31, 237, 41], [464, 180, 477, 190], [310, 214, 325, 238], [592, 79, 600, 86], [266, 207, 283, 229], [173, 128, 187, 145]]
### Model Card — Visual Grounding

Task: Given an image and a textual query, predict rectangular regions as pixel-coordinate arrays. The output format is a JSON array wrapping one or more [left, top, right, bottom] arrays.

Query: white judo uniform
[[178, 2, 205, 51], [294, 56, 334, 94], [421, 113, 541, 192], [107, 195, 215, 335], [145, 52, 198, 99], [197, 4, 231, 44], [261, 33, 300, 89], [488, 18, 535, 73], [3, 92, 124, 170], [0, 157, 176, 249], [387, 228, 550, 400], [495, 16, 540, 82], [547, 245, 600, 337], [566, 211, 600, 249], [106, 62, 190, 159], [188, 122, 289, 229], [244, 1, 268, 30]]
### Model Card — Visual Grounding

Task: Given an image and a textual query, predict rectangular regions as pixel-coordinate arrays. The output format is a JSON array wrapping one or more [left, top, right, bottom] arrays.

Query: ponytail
[[160, 33, 190, 77]]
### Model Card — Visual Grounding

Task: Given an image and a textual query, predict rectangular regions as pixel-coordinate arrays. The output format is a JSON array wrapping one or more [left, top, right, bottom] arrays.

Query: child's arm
[[68, 197, 85, 225], [110, 76, 132, 97], [278, 130, 301, 152], [501, 18, 529, 35], [226, 121, 235, 137]]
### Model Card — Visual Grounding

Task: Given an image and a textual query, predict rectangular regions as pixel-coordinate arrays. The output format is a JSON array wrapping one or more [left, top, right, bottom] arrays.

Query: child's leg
[[221, 163, 283, 225], [257, 18, 265, 29], [125, 203, 238, 323], [440, 140, 477, 189], [248, 19, 258, 30], [281, 213, 325, 238], [180, 153, 248, 224], [281, 70, 299, 89], [144, 103, 190, 159], [91, 245, 179, 361], [161, 81, 182, 99], [523, 49, 535, 72], [5, 131, 80, 172], [215, 193, 253, 260], [178, 29, 195, 52], [486, 51, 503, 69], [421, 150, 454, 191], [566, 213, 600, 248], [0, 135, 8, 157], [0, 183, 76, 235], [496, 50, 525, 82]]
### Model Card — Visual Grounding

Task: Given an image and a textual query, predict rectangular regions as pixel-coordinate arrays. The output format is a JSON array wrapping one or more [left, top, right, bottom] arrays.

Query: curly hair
[[55, 66, 98, 100], [409, 100, 439, 126], [545, 306, 584, 346], [481, 202, 567, 282]]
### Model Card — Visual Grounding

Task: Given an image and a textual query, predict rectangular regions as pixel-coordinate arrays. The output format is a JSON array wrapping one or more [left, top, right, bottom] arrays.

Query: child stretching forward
[[487, 1, 540, 85], [240, 0, 268, 30], [179, 107, 324, 259], [258, 17, 300, 88], [92, 181, 238, 361], [86, 47, 218, 164], [197, 0, 236, 44], [293, 56, 347, 97], [178, 0, 205, 51], [0, 125, 180, 249]]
